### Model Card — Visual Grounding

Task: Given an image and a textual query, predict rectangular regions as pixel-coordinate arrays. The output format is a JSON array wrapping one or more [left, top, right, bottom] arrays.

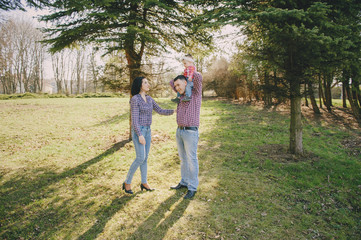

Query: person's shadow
[[77, 194, 136, 240], [127, 192, 190, 240], [0, 139, 131, 239]]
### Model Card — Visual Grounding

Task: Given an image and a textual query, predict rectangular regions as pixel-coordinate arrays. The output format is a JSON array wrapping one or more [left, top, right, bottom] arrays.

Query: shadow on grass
[[0, 139, 131, 239], [127, 192, 190, 240], [93, 112, 130, 127], [197, 100, 361, 239], [78, 194, 137, 240]]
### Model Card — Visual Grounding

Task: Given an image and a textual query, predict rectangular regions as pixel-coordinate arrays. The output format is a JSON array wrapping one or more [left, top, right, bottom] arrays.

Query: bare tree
[[0, 17, 45, 94], [51, 50, 65, 93], [0, 19, 17, 94], [87, 48, 102, 93], [74, 48, 85, 94]]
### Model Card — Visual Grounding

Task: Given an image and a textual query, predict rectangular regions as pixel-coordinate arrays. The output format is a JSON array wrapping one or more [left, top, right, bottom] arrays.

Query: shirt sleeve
[[192, 72, 202, 96], [152, 98, 174, 115], [130, 96, 142, 137], [169, 79, 177, 93]]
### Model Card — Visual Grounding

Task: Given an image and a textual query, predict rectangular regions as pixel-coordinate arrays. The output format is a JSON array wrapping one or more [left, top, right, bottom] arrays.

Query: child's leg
[[185, 80, 193, 98], [172, 90, 181, 103]]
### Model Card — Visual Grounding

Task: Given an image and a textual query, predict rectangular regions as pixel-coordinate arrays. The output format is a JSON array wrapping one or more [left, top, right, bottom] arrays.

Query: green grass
[[1, 98, 360, 239]]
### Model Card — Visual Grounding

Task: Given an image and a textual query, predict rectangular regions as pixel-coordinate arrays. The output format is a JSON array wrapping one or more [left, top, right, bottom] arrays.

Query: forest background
[[2, 0, 361, 155], [1, 1, 361, 239]]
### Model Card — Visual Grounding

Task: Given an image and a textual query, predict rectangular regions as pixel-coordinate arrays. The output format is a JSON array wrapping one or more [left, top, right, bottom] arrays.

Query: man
[[169, 73, 202, 199]]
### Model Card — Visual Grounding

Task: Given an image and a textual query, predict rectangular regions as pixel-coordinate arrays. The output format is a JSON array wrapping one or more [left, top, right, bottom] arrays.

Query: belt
[[178, 126, 198, 131]]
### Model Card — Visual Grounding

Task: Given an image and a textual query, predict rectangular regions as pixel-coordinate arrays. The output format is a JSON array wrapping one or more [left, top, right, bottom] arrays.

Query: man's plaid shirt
[[170, 72, 202, 127]]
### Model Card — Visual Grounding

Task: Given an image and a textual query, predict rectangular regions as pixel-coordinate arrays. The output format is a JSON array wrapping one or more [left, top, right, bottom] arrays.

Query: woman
[[123, 77, 174, 194]]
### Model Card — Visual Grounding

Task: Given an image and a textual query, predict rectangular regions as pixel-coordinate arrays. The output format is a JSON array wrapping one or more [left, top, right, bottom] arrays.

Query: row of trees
[[2, 0, 361, 155], [199, 0, 361, 154], [0, 17, 102, 94], [0, 18, 46, 94], [0, 17, 173, 95]]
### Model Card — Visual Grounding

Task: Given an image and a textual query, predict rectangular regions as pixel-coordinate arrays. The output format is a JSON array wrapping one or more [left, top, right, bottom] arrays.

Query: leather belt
[[178, 126, 198, 131]]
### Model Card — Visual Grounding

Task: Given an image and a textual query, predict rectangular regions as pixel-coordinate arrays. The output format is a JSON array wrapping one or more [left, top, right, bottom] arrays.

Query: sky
[[2, 6, 242, 80]]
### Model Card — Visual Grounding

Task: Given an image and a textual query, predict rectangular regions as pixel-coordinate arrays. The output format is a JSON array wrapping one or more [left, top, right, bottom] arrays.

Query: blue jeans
[[177, 80, 193, 98], [176, 128, 199, 191], [125, 126, 151, 184]]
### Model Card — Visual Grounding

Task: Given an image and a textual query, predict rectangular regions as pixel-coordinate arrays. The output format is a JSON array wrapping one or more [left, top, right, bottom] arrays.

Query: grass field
[[1, 97, 360, 239]]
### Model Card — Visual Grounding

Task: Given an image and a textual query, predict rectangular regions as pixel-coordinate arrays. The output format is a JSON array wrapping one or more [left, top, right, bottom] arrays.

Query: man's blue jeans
[[176, 128, 199, 191], [125, 126, 151, 184]]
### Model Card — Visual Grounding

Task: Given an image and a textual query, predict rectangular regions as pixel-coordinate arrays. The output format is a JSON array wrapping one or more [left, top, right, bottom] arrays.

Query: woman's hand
[[139, 135, 146, 145]]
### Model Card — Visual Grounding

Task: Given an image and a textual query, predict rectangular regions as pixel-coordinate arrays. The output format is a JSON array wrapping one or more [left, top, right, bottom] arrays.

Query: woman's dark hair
[[131, 77, 145, 96]]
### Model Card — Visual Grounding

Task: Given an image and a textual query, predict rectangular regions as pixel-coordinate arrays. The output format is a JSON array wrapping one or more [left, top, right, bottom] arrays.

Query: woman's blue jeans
[[125, 126, 151, 184]]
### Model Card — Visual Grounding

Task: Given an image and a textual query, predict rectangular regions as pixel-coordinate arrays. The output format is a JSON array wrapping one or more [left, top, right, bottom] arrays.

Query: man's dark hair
[[131, 76, 145, 96], [174, 75, 187, 82]]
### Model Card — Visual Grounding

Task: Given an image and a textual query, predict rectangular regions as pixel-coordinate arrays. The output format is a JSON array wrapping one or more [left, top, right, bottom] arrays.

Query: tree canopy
[[195, 0, 361, 154], [0, 0, 47, 11], [40, 0, 212, 82]]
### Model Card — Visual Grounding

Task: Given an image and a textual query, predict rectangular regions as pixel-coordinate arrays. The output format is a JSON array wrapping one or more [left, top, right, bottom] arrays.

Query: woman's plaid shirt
[[130, 94, 173, 136]]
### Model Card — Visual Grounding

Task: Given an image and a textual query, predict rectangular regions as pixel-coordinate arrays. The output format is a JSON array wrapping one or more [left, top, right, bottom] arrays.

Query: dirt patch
[[301, 105, 361, 131], [341, 136, 361, 157], [256, 144, 320, 163], [151, 131, 172, 144], [228, 98, 361, 131]]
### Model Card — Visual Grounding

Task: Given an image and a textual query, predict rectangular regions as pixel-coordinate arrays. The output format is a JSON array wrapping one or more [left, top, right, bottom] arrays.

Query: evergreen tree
[[0, 0, 47, 11], [40, 0, 211, 139], [197, 0, 361, 154], [40, 0, 211, 89]]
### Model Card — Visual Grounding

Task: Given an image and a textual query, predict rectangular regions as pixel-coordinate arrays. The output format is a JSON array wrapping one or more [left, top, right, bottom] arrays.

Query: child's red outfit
[[181, 65, 196, 100], [184, 66, 196, 82]]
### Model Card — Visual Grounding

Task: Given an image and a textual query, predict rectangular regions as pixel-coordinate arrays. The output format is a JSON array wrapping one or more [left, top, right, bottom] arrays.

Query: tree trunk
[[342, 82, 347, 108], [351, 78, 361, 108], [323, 72, 332, 111], [308, 81, 320, 114], [304, 83, 309, 107], [235, 87, 240, 100], [344, 79, 361, 123], [289, 78, 303, 155], [318, 73, 323, 108], [125, 48, 142, 140], [264, 71, 272, 106], [125, 2, 146, 140]]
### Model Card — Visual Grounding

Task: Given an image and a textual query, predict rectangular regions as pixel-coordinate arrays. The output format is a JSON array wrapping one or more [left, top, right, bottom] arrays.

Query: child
[[172, 54, 196, 103]]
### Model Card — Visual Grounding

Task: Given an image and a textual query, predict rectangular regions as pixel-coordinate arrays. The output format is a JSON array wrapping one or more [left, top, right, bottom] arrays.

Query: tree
[[0, 17, 46, 94], [41, 1, 210, 87], [87, 47, 102, 93], [51, 50, 66, 94], [41, 0, 211, 138], [203, 57, 237, 98], [0, 0, 48, 11], [100, 52, 128, 92], [197, 0, 361, 154]]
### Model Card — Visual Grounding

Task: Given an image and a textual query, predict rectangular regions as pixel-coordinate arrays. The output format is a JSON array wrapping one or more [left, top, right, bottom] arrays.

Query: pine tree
[[40, 0, 211, 139], [197, 0, 361, 154], [0, 0, 47, 11], [40, 0, 211, 89]]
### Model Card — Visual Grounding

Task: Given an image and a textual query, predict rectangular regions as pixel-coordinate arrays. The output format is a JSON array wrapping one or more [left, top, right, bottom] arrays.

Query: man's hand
[[139, 135, 146, 145]]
